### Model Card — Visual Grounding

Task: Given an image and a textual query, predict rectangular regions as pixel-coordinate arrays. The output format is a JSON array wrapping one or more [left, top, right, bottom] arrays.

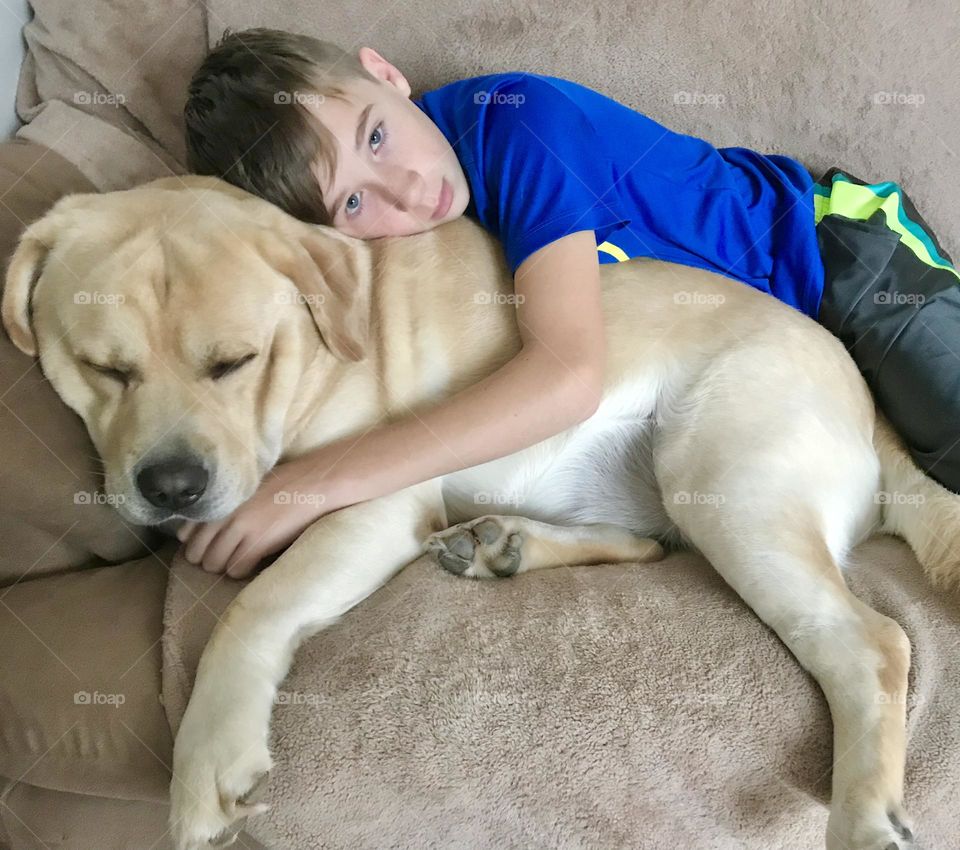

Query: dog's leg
[[424, 515, 664, 578], [169, 480, 444, 850], [650, 321, 914, 848], [674, 514, 913, 850]]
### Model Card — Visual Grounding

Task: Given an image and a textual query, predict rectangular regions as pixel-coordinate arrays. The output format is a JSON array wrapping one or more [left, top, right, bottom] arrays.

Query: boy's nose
[[384, 169, 427, 215]]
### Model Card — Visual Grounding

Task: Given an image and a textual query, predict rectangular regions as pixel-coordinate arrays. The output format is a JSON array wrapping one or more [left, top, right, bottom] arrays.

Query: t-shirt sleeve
[[477, 77, 631, 274]]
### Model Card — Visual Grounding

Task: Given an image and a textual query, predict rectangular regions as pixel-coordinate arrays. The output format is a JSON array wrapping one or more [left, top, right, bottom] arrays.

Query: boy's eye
[[344, 122, 387, 217]]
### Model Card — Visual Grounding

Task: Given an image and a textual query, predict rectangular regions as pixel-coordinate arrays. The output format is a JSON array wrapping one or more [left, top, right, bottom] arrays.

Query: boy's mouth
[[431, 178, 453, 220]]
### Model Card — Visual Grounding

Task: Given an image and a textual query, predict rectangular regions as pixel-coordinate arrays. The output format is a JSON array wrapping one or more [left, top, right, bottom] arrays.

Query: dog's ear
[[2, 209, 69, 357], [265, 225, 374, 363]]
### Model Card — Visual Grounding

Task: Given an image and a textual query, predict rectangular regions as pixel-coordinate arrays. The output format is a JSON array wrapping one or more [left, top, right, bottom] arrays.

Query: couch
[[1, 2, 959, 848]]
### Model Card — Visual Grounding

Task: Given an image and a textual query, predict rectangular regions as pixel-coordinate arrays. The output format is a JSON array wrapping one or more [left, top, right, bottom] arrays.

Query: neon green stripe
[[814, 178, 959, 282], [597, 240, 629, 262], [813, 192, 829, 223]]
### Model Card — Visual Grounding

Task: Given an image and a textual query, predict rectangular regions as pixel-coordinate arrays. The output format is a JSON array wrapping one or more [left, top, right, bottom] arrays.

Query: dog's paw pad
[[486, 531, 523, 576], [427, 528, 476, 575], [426, 517, 523, 578]]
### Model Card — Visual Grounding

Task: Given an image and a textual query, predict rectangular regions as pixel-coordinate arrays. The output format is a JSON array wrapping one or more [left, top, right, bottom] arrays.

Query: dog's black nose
[[137, 459, 209, 510]]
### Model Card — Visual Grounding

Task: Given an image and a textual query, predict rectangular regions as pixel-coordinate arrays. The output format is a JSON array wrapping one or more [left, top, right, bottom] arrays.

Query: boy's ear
[[357, 46, 411, 97], [262, 224, 374, 362]]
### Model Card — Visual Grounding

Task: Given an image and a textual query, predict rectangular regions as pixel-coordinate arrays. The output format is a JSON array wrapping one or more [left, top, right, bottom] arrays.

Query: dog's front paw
[[170, 714, 272, 850], [425, 515, 523, 578]]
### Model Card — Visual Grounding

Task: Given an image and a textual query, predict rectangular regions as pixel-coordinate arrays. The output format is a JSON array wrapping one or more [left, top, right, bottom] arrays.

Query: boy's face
[[306, 47, 470, 239]]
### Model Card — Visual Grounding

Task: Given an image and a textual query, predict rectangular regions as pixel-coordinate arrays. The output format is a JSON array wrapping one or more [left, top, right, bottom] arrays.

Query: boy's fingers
[[201, 527, 243, 574], [183, 521, 225, 566], [225, 547, 259, 580]]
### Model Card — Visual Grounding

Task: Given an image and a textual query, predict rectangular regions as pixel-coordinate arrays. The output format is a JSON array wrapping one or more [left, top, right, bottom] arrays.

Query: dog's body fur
[[4, 176, 958, 850]]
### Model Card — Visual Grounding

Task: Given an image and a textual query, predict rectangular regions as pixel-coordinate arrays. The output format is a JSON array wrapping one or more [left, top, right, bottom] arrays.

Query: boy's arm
[[337, 227, 606, 494]]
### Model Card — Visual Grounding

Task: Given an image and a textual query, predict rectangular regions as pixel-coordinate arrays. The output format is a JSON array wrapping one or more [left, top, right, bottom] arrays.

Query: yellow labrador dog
[[3, 176, 956, 850]]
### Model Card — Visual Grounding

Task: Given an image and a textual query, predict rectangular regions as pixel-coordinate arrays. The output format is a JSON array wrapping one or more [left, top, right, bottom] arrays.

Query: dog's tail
[[874, 412, 960, 589]]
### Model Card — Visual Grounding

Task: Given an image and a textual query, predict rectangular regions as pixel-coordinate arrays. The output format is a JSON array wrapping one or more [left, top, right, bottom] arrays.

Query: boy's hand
[[176, 453, 342, 579]]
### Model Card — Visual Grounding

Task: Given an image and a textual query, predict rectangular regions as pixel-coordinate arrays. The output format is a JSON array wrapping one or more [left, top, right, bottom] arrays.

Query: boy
[[179, 28, 960, 576]]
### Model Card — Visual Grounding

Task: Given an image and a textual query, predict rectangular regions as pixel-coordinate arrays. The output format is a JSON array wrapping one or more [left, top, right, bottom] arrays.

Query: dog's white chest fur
[[441, 377, 680, 542]]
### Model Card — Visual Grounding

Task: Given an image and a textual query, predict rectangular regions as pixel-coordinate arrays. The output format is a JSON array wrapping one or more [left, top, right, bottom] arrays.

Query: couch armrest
[[0, 140, 156, 586]]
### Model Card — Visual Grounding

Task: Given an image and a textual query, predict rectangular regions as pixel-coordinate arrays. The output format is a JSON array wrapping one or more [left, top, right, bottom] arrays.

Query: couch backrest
[[16, 0, 960, 248]]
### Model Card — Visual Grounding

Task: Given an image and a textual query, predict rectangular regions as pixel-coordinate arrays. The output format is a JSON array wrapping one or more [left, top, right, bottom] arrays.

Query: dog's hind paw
[[827, 802, 916, 850], [425, 516, 523, 578]]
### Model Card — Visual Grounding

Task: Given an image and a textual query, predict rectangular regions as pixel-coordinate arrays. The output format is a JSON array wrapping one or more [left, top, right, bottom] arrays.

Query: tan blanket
[[162, 536, 960, 848]]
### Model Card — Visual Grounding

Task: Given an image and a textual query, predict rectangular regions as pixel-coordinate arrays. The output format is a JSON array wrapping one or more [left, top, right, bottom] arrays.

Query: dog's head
[[1, 176, 372, 526]]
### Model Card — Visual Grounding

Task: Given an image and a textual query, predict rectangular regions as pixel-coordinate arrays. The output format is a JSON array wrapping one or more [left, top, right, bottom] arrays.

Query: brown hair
[[183, 28, 376, 225]]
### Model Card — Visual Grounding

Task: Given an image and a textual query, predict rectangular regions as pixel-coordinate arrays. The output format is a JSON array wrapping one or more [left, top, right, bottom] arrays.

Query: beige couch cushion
[[0, 780, 269, 850], [0, 782, 173, 850], [15, 1, 201, 188], [0, 549, 174, 801]]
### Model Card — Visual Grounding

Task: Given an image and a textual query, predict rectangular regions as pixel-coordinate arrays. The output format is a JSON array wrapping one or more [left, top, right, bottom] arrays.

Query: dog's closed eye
[[80, 359, 136, 388], [209, 352, 257, 381]]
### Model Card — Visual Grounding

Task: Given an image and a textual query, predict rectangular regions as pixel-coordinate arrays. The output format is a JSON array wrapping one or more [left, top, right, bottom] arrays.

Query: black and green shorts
[[814, 167, 960, 494]]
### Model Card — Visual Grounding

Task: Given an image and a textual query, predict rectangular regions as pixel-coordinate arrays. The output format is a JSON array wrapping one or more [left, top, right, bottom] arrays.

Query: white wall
[[0, 0, 30, 140]]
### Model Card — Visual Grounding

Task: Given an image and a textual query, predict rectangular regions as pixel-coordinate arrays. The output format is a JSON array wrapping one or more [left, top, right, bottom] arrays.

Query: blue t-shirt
[[413, 72, 824, 318]]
